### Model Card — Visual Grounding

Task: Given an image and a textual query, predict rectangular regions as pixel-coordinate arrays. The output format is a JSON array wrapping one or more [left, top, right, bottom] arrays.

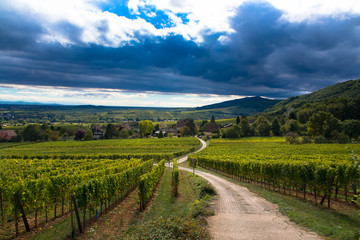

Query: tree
[[211, 115, 216, 124], [288, 111, 297, 120], [23, 124, 42, 141], [297, 109, 312, 124], [43, 129, 52, 141], [285, 119, 299, 133], [138, 120, 155, 137], [200, 120, 209, 132], [158, 130, 164, 138], [50, 131, 60, 141], [74, 129, 85, 140], [185, 118, 197, 135], [255, 116, 271, 136], [180, 118, 197, 136], [84, 129, 94, 140], [271, 119, 281, 136], [180, 126, 193, 137], [105, 123, 116, 139], [308, 111, 340, 139], [41, 122, 50, 130], [236, 116, 240, 125], [342, 119, 360, 139], [223, 125, 241, 138], [240, 116, 251, 137], [153, 124, 160, 134], [119, 129, 130, 139]]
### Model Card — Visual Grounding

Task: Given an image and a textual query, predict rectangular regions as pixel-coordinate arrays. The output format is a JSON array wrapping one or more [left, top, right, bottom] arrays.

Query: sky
[[0, 0, 359, 107]]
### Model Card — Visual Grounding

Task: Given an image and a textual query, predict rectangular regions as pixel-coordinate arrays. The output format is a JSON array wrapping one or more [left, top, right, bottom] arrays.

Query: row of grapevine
[[138, 160, 166, 211], [73, 159, 154, 231], [0, 158, 152, 239], [172, 159, 179, 197], [192, 138, 360, 208], [0, 138, 200, 158], [196, 157, 359, 205], [0, 151, 194, 161], [0, 138, 201, 238]]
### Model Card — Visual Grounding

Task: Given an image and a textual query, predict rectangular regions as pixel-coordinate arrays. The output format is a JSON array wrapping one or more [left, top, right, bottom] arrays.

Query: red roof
[[0, 130, 17, 141]]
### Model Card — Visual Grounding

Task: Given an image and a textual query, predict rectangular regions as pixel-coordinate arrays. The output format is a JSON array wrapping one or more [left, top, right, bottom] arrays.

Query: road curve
[[178, 137, 207, 164], [180, 167, 322, 240], [166, 138, 207, 168]]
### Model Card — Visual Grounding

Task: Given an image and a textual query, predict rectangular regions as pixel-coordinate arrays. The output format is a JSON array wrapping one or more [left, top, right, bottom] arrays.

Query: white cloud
[[0, 84, 246, 107], [267, 0, 360, 22], [6, 0, 360, 47]]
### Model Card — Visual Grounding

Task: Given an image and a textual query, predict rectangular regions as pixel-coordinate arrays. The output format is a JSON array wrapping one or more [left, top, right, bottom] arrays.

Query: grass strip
[[123, 168, 215, 239]]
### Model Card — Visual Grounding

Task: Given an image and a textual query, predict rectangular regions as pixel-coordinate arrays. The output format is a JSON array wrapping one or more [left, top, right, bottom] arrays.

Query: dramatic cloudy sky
[[1, 0, 359, 107]]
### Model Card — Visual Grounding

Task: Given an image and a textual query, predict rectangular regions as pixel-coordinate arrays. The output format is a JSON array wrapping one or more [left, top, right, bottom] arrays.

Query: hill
[[196, 96, 280, 111], [264, 79, 360, 117]]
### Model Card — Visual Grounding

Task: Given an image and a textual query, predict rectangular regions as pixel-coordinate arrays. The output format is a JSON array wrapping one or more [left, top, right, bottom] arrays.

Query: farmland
[[0, 137, 199, 239], [192, 137, 360, 207], [0, 137, 200, 159]]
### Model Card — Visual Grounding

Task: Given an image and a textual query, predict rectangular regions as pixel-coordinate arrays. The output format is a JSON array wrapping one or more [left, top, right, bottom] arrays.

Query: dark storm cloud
[[0, 6, 44, 50], [1, 2, 360, 98]]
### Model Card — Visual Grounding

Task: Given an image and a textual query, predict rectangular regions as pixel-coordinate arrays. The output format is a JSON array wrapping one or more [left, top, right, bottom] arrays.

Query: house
[[159, 122, 168, 131], [92, 125, 104, 139], [223, 123, 234, 129], [118, 124, 132, 131], [154, 130, 166, 137], [205, 123, 220, 132], [0, 130, 17, 141]]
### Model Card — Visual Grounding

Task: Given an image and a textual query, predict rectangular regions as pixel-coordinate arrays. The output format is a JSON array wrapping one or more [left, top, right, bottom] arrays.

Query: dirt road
[[177, 138, 207, 164], [179, 139, 322, 239]]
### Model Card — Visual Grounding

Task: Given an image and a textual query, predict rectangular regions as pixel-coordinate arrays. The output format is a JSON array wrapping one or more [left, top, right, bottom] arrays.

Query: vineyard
[[0, 137, 200, 239], [0, 138, 200, 159], [192, 137, 360, 208]]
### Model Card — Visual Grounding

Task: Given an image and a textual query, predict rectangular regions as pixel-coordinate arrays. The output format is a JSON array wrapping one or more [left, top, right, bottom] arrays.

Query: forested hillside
[[264, 79, 360, 121]]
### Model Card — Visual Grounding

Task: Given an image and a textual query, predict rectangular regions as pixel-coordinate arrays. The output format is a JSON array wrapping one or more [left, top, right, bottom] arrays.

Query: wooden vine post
[[192, 158, 197, 175], [71, 195, 83, 233], [14, 193, 30, 233], [0, 187, 3, 221], [70, 196, 74, 238], [14, 194, 19, 237]]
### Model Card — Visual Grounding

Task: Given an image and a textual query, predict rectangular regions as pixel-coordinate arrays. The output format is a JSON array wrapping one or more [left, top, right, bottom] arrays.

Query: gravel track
[[178, 138, 322, 240]]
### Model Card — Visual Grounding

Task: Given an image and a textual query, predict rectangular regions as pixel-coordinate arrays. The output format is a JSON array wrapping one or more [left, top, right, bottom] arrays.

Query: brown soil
[[77, 172, 165, 240], [76, 190, 140, 240]]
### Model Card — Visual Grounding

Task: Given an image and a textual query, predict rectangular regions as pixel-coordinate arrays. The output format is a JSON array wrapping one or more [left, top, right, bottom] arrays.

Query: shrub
[[333, 131, 350, 143], [211, 133, 220, 138], [301, 136, 312, 144], [313, 135, 327, 144], [124, 217, 210, 240], [285, 132, 299, 144]]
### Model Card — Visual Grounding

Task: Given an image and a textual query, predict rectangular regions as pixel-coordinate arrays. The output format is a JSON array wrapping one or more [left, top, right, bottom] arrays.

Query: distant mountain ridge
[[196, 96, 281, 110], [0, 100, 63, 106]]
